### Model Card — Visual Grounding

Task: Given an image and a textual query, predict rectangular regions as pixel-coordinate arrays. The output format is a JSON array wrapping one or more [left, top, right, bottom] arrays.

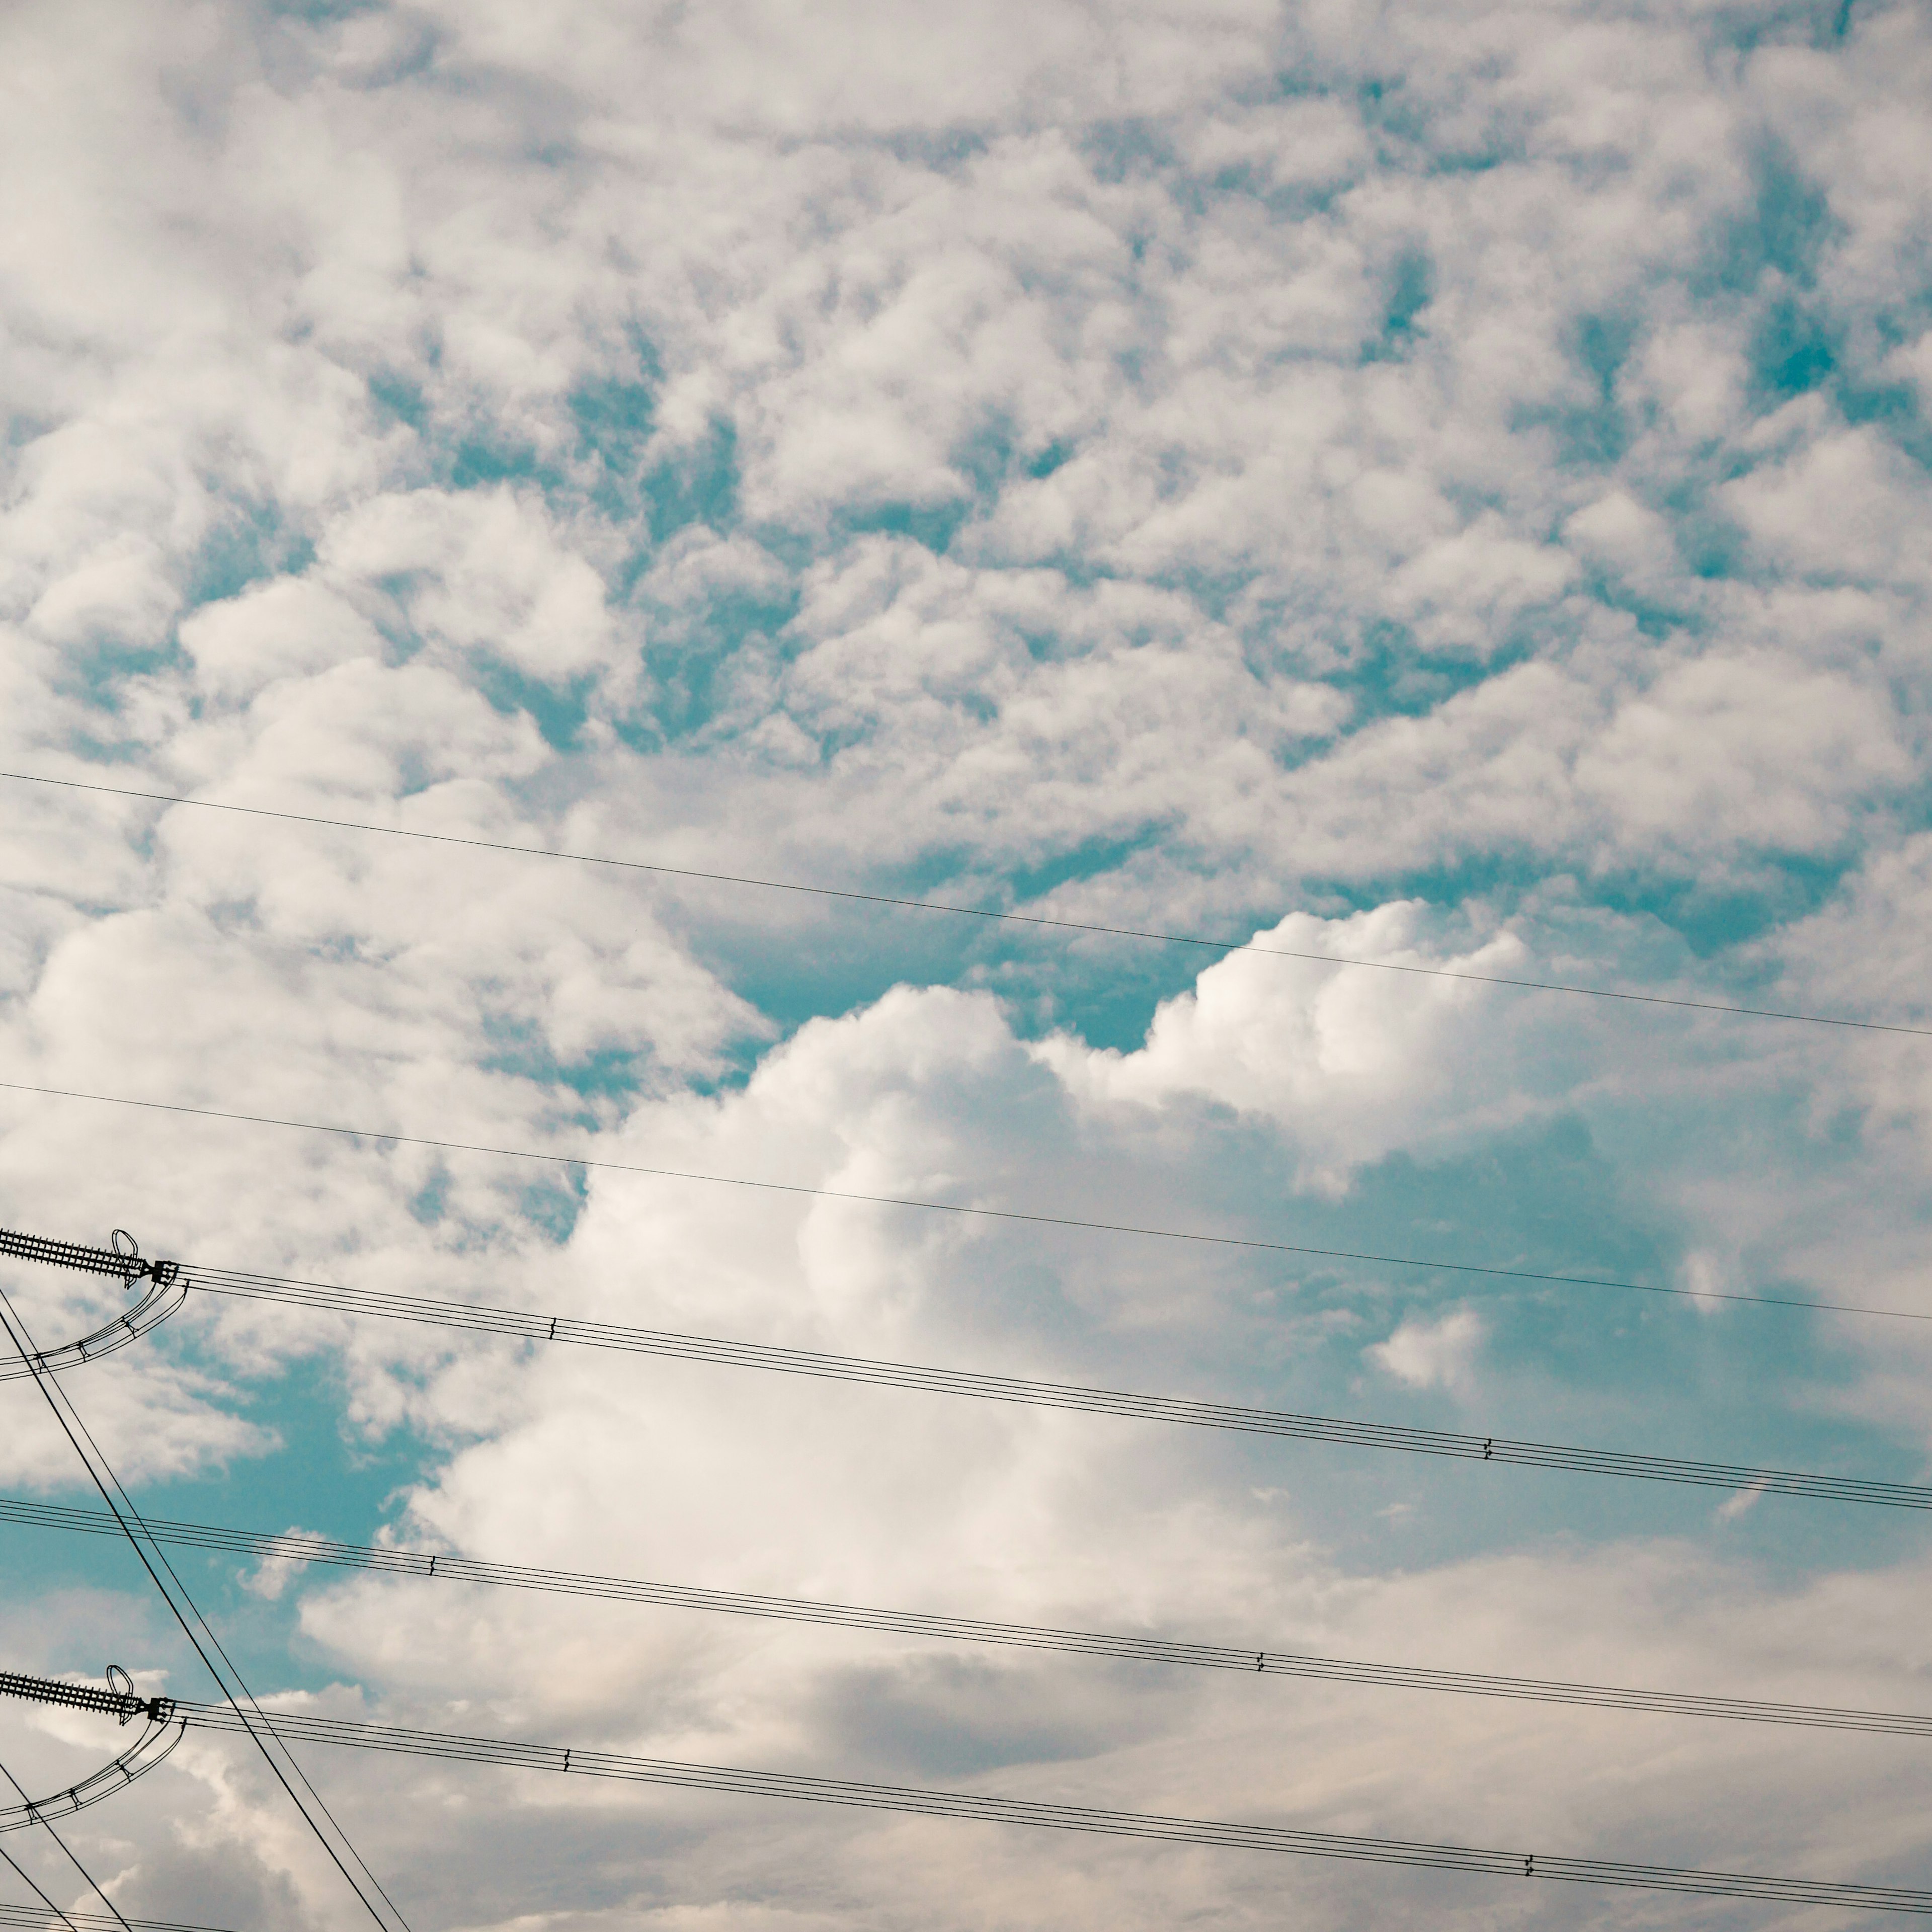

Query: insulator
[[0, 1227, 177, 1286]]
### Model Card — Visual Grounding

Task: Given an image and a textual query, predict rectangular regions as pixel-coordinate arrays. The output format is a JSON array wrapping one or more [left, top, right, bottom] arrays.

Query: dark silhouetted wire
[[0, 1832, 80, 1932], [184, 1263, 1932, 1510], [1, 1079, 1922, 1325], [3, 768, 1922, 1038], [169, 1698, 1932, 1913], [6, 1492, 1929, 1740], [0, 1286, 409, 1932], [0, 1907, 228, 1932], [0, 1752, 128, 1931]]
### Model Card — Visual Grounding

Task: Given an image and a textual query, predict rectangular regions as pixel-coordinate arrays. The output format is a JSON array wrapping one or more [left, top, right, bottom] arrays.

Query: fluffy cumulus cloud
[[3, 0, 1932, 1926], [1043, 904, 1531, 1187]]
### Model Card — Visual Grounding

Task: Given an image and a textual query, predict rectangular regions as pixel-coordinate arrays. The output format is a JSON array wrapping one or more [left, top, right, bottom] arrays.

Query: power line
[[0, 1831, 80, 1932], [0, 1286, 410, 1932], [3, 1084, 1923, 1326], [182, 1262, 1932, 1511], [0, 1906, 229, 1932], [4, 767, 1922, 1040], [147, 1697, 1932, 1914], [7, 1492, 1930, 1740], [0, 1752, 129, 1932]]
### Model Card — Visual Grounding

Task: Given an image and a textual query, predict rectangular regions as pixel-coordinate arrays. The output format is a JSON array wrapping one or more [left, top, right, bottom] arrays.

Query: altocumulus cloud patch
[[2, 0, 1931, 1925]]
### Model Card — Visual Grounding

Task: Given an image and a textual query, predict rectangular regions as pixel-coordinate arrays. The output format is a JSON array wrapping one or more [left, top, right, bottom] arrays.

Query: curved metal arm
[[0, 1227, 188, 1380], [0, 1711, 185, 1832], [0, 1268, 188, 1381]]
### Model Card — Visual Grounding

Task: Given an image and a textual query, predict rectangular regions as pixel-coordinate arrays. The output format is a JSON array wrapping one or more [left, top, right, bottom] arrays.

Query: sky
[[2, 0, 1932, 1925]]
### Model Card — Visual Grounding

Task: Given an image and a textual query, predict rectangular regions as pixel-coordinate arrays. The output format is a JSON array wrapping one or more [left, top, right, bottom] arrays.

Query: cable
[[0, 1305, 406, 1931], [2, 1083, 1924, 1327], [182, 1263, 1932, 1511], [4, 767, 1923, 1040], [7, 1492, 1932, 1740], [21, 1668, 1927, 1912], [0, 1907, 228, 1932], [0, 1753, 128, 1931], [156, 1697, 1932, 1914], [0, 1342, 409, 1932], [0, 1834, 79, 1932], [0, 1286, 410, 1932]]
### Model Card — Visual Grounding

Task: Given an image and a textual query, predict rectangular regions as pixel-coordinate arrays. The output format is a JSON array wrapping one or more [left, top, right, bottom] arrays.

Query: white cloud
[[317, 488, 620, 683], [1366, 1306, 1486, 1394], [1574, 651, 1911, 857], [1564, 489, 1678, 586], [1043, 903, 1526, 1189], [1630, 321, 1748, 445], [1387, 516, 1578, 656], [1886, 330, 1932, 408], [1724, 423, 1932, 589], [1716, 1478, 1768, 1521], [178, 579, 385, 706], [6, 0, 1932, 1923]]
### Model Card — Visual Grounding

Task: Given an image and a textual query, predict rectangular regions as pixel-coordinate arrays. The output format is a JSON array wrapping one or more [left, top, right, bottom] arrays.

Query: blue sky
[[3, 0, 1932, 1925]]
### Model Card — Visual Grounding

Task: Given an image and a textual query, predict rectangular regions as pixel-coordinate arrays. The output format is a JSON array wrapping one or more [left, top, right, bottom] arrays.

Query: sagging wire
[[5, 765, 1926, 1039], [0, 1900, 230, 1931], [15, 1670, 1928, 1917], [188, 1262, 1932, 1511], [7, 1220, 1924, 1513], [5, 1099, 1927, 1327], [151, 1696, 1932, 1915], [6, 1493, 1931, 1741]]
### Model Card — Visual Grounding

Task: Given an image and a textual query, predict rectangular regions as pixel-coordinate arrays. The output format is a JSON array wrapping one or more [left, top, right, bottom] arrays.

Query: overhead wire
[[18, 1660, 1927, 1912], [0, 1907, 227, 1932], [154, 1696, 1932, 1914], [179, 1261, 1932, 1510], [0, 1832, 79, 1932], [4, 778, 1926, 1909], [2, 1083, 1924, 1326], [0, 1283, 411, 1932], [3, 767, 1923, 1039], [6, 1491, 1930, 1740], [0, 1754, 127, 1932]]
